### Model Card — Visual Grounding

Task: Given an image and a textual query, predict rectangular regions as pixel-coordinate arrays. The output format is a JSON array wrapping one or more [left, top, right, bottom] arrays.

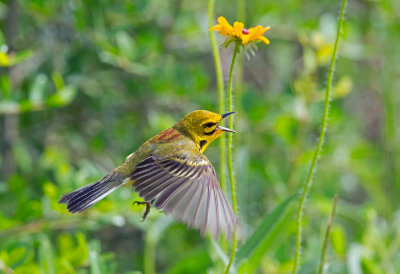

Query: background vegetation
[[1, 0, 399, 273]]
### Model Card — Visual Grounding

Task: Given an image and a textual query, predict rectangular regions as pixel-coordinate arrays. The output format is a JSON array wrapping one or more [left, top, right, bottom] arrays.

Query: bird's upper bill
[[218, 112, 236, 133]]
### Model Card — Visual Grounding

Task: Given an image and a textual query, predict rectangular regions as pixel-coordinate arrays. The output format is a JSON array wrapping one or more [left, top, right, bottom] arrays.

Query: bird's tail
[[59, 171, 125, 213]]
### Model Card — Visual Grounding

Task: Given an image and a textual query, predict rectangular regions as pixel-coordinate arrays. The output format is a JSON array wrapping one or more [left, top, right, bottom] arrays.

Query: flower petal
[[252, 26, 266, 37], [210, 25, 221, 32], [220, 25, 233, 36], [258, 36, 270, 45], [241, 34, 250, 45], [217, 16, 230, 26], [210, 16, 233, 36], [232, 22, 244, 38]]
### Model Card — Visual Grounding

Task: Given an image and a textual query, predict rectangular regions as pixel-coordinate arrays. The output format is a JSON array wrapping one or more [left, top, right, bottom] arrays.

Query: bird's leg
[[132, 201, 151, 221]]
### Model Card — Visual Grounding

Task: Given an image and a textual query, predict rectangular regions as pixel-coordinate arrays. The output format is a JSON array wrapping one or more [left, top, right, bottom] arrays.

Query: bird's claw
[[132, 201, 151, 221]]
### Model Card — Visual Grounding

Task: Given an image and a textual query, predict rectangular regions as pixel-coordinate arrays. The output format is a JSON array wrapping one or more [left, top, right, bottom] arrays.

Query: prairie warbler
[[59, 110, 237, 239]]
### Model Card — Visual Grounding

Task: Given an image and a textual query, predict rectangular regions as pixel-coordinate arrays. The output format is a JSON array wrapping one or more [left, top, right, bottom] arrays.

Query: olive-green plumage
[[59, 110, 237, 239]]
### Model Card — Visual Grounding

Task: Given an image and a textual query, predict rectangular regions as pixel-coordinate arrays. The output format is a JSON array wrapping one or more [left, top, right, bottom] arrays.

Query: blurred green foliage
[[0, 0, 399, 273]]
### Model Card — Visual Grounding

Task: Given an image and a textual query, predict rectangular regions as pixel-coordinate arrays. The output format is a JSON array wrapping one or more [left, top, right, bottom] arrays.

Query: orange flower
[[210, 16, 270, 46]]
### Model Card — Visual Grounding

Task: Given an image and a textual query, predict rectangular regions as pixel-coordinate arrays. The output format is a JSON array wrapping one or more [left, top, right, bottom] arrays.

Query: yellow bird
[[59, 110, 237, 239]]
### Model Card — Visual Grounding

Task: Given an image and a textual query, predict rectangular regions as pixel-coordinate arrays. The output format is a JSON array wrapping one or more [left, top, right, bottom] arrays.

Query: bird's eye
[[204, 122, 216, 128]]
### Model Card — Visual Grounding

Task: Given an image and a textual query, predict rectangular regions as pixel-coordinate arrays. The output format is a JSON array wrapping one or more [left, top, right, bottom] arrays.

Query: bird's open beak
[[219, 112, 236, 133]]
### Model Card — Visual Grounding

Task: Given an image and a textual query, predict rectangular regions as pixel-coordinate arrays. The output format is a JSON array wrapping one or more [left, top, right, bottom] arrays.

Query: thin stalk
[[292, 0, 347, 272], [144, 231, 156, 274], [143, 217, 172, 274], [318, 194, 338, 274], [235, 0, 245, 232], [208, 0, 229, 259], [235, 0, 245, 111], [208, 0, 227, 194], [224, 43, 239, 274]]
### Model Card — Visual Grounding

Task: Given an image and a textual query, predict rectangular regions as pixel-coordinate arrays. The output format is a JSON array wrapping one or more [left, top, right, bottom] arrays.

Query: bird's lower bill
[[217, 125, 236, 133]]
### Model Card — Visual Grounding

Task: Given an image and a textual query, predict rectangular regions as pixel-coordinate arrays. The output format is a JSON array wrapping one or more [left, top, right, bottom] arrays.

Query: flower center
[[242, 28, 249, 35]]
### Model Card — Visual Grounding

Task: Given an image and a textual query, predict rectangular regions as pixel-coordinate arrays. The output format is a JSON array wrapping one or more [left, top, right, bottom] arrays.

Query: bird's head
[[173, 110, 235, 153]]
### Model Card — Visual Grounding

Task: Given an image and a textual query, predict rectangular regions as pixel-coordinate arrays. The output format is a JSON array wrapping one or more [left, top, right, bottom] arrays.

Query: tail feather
[[59, 171, 124, 213]]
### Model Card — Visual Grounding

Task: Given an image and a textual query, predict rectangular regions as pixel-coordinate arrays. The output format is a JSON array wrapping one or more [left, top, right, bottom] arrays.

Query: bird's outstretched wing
[[130, 151, 237, 240]]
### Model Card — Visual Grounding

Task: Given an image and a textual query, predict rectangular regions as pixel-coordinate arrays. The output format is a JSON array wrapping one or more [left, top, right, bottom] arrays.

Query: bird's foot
[[132, 201, 151, 221]]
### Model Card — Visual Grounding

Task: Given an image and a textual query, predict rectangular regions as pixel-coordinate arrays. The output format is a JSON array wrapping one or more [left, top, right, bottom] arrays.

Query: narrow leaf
[[38, 234, 55, 274], [236, 194, 296, 265]]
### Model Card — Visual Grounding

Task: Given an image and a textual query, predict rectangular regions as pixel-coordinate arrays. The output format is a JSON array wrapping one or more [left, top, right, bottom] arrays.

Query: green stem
[[235, 0, 245, 107], [292, 0, 347, 272], [234, 0, 245, 119], [224, 43, 239, 274], [144, 231, 156, 274], [236, 0, 245, 22], [318, 194, 338, 274], [208, 0, 227, 194], [208, 0, 229, 262]]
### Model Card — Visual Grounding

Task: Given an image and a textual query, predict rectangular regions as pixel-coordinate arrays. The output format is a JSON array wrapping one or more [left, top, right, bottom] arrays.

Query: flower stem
[[235, 0, 245, 108], [144, 231, 156, 274], [318, 194, 338, 274], [291, 0, 347, 273], [224, 43, 239, 274], [208, 0, 227, 194]]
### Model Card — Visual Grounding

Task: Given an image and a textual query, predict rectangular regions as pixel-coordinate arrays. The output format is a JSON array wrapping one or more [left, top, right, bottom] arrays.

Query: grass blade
[[235, 194, 296, 265], [318, 194, 339, 274]]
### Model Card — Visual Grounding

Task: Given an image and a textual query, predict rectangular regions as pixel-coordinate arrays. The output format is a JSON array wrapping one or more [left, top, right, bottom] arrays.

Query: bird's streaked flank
[[59, 110, 237, 239]]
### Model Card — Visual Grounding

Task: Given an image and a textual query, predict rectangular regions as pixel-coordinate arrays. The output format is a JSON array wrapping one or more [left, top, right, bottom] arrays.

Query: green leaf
[[38, 234, 55, 274], [116, 31, 136, 60], [12, 50, 34, 65], [46, 73, 76, 107], [57, 232, 89, 267], [5, 242, 31, 268], [89, 241, 102, 274], [235, 194, 296, 267], [0, 75, 11, 98], [12, 140, 33, 173], [29, 74, 48, 104], [166, 250, 212, 274], [210, 238, 229, 266], [331, 225, 346, 255], [51, 72, 65, 91], [46, 86, 77, 107]]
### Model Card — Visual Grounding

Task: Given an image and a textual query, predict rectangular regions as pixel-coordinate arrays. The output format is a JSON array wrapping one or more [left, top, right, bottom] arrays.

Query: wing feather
[[216, 186, 235, 238], [182, 182, 202, 226], [131, 165, 160, 178], [130, 152, 237, 240], [154, 178, 188, 208], [142, 177, 177, 201], [164, 180, 195, 214], [203, 181, 211, 236], [132, 164, 164, 180], [208, 182, 218, 238], [135, 173, 171, 193], [194, 181, 208, 236]]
